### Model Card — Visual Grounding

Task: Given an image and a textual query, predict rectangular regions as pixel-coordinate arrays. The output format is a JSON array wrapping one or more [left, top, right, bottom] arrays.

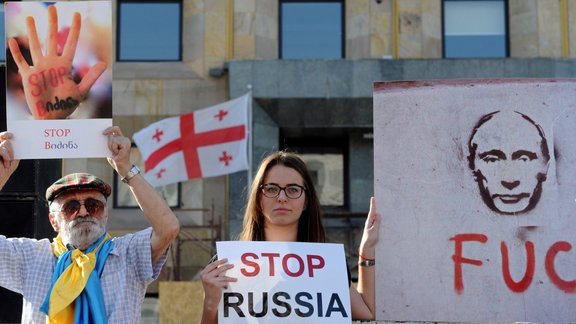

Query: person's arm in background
[[0, 132, 20, 190], [103, 126, 180, 263], [350, 196, 381, 320]]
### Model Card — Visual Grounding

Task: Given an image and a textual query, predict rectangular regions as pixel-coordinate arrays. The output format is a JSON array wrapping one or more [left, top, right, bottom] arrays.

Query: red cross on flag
[[133, 92, 250, 187]]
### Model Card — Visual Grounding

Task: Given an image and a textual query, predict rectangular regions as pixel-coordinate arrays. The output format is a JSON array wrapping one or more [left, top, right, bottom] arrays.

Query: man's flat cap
[[46, 173, 111, 203]]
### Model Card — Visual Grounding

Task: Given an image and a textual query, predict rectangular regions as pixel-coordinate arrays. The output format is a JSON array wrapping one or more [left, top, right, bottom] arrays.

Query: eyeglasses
[[59, 198, 106, 218], [260, 183, 306, 199]]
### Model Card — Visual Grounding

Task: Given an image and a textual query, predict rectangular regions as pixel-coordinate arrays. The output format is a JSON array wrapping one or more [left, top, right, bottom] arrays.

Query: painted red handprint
[[8, 5, 106, 120]]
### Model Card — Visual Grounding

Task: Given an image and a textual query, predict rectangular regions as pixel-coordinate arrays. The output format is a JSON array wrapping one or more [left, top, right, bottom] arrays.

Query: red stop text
[[240, 252, 325, 278]]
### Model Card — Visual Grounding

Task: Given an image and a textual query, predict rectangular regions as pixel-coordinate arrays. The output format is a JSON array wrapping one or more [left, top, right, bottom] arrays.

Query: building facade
[[0, 0, 574, 322], [63, 0, 576, 280]]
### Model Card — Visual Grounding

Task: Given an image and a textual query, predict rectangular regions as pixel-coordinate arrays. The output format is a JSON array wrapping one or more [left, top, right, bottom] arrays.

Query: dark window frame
[[280, 135, 349, 212], [279, 0, 345, 59], [441, 0, 510, 58], [116, 0, 183, 62], [112, 143, 182, 209]]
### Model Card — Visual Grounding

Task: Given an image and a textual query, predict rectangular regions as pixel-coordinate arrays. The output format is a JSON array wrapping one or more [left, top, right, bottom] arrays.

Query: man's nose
[[76, 204, 90, 217], [501, 180, 520, 190]]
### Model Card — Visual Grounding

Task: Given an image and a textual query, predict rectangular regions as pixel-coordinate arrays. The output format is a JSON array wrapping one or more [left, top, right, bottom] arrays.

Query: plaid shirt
[[0, 227, 166, 324]]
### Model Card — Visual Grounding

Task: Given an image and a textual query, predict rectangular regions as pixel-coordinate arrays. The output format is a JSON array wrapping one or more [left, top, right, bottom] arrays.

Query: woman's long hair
[[239, 151, 325, 243]]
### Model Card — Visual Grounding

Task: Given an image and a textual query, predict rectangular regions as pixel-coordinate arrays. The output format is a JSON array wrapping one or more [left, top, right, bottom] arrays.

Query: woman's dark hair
[[239, 151, 325, 243]]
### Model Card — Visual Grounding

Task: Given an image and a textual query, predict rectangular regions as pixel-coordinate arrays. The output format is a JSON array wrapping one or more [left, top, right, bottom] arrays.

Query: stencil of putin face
[[467, 111, 550, 215]]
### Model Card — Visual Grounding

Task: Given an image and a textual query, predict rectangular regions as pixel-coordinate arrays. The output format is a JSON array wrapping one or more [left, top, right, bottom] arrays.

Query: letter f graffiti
[[449, 233, 488, 294]]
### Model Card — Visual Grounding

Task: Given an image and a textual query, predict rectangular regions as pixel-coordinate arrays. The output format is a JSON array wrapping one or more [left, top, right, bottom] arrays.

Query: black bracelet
[[358, 259, 376, 267]]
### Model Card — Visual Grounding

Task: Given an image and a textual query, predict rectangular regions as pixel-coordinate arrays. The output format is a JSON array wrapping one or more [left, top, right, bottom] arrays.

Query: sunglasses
[[59, 198, 106, 218]]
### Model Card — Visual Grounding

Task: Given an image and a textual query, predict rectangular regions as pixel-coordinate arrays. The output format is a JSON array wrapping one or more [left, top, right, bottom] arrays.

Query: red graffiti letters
[[450, 233, 575, 294]]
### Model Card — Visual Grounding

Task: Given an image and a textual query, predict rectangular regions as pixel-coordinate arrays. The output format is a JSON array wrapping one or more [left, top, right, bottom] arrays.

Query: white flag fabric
[[133, 93, 250, 187]]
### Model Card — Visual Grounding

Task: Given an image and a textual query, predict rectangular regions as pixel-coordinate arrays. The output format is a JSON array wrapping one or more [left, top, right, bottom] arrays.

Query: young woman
[[200, 151, 380, 323]]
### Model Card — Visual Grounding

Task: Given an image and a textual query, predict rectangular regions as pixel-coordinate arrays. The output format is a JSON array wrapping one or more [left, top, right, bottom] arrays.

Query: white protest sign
[[5, 1, 113, 159], [216, 241, 352, 324], [374, 78, 576, 322]]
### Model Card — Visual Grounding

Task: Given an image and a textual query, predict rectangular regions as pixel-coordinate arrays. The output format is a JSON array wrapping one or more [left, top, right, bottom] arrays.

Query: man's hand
[[8, 5, 106, 120], [0, 132, 20, 190], [103, 126, 132, 177]]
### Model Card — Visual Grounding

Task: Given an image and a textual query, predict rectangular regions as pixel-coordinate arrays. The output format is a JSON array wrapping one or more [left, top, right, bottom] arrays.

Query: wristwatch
[[121, 164, 141, 183]]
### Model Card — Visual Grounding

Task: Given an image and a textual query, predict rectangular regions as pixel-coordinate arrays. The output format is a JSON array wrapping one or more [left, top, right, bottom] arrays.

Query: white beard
[[59, 216, 107, 250]]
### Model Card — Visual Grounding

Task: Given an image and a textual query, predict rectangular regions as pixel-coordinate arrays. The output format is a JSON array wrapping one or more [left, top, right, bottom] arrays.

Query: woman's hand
[[8, 5, 106, 120], [200, 258, 237, 310], [359, 197, 381, 259]]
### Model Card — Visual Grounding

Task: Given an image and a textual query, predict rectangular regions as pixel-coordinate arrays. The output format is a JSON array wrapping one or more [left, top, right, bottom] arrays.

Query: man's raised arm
[[103, 126, 180, 263]]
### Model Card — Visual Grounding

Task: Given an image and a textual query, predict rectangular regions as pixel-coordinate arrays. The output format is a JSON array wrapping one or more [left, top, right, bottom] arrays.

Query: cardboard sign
[[373, 79, 576, 322], [216, 241, 352, 324], [5, 1, 112, 159]]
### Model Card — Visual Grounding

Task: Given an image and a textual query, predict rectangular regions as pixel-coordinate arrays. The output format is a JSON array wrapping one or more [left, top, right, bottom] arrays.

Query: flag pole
[[247, 85, 253, 193]]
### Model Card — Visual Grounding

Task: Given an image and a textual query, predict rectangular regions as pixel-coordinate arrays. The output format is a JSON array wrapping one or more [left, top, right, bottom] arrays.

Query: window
[[280, 1, 344, 59], [117, 1, 182, 61], [281, 137, 346, 208], [113, 145, 181, 208], [0, 5, 5, 62], [443, 0, 508, 58], [0, 0, 21, 62], [300, 153, 344, 207]]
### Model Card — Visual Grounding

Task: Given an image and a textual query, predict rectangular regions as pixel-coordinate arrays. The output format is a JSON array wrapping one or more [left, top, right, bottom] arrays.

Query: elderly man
[[0, 126, 180, 323]]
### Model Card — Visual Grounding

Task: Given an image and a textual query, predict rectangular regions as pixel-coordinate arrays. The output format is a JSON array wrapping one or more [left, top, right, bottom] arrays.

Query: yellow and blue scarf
[[40, 233, 113, 324]]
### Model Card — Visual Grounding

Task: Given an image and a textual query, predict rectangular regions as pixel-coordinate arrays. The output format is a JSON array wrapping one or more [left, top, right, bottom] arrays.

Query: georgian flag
[[133, 93, 250, 187]]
